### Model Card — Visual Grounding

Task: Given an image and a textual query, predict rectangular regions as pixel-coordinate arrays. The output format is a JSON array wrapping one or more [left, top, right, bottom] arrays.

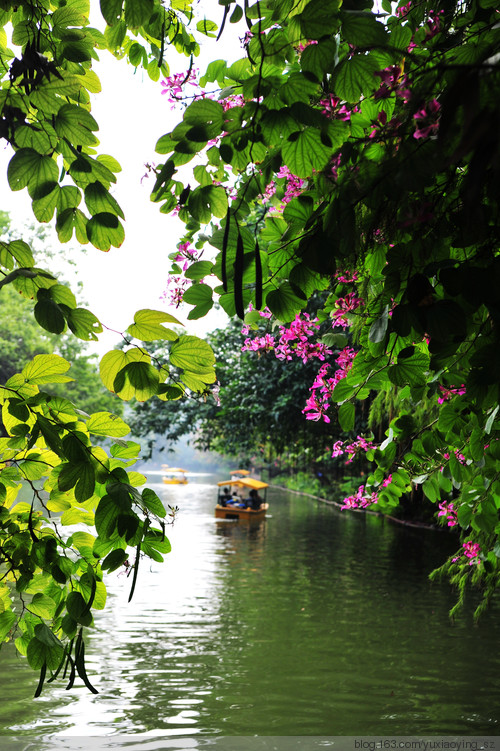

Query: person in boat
[[246, 488, 263, 510], [220, 487, 232, 507]]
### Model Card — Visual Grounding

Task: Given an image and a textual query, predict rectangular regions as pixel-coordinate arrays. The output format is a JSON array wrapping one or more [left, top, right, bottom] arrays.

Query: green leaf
[[27, 637, 64, 671], [0, 610, 16, 642], [113, 362, 160, 401], [338, 402, 355, 431], [301, 38, 337, 79], [127, 309, 181, 342], [34, 297, 67, 335], [58, 462, 96, 502], [388, 351, 429, 388], [66, 591, 92, 626], [66, 308, 103, 341], [86, 412, 130, 437], [184, 261, 214, 280], [102, 548, 128, 572], [22, 354, 71, 385], [170, 335, 216, 373], [7, 150, 59, 195], [189, 186, 228, 223], [84, 182, 124, 219], [369, 307, 389, 344], [141, 488, 166, 518], [124, 0, 153, 27], [86, 213, 124, 251], [266, 283, 305, 322], [182, 282, 213, 308], [29, 593, 57, 620], [334, 53, 380, 102], [341, 12, 388, 46], [196, 19, 218, 36], [54, 104, 98, 146], [282, 129, 333, 178], [100, 0, 123, 25]]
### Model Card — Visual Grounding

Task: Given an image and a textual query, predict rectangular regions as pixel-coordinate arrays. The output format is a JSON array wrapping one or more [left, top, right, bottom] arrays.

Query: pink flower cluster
[[161, 242, 201, 307], [442, 450, 466, 465], [374, 65, 411, 103], [331, 436, 377, 462], [438, 384, 466, 404], [335, 270, 359, 284], [413, 98, 440, 140], [263, 166, 307, 207], [331, 292, 364, 328], [161, 69, 201, 108], [425, 9, 444, 39], [319, 94, 352, 121], [341, 484, 378, 510], [302, 347, 357, 423], [396, 1, 411, 18], [438, 501, 458, 527], [242, 313, 333, 365], [453, 541, 481, 566]]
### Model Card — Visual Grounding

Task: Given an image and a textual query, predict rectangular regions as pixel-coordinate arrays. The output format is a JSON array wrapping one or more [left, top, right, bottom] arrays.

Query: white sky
[[1, 13, 241, 355]]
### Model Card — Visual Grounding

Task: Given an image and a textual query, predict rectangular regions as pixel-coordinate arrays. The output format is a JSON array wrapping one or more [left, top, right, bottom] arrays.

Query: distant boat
[[162, 467, 189, 485], [215, 477, 269, 520], [230, 469, 251, 478]]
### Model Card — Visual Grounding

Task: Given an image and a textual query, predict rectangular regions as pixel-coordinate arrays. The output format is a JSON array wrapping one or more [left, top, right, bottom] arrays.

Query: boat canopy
[[217, 478, 269, 490], [164, 468, 188, 473], [230, 469, 250, 476]]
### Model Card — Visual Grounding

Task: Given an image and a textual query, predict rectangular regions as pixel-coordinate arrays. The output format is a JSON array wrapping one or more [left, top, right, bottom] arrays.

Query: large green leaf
[[333, 53, 380, 102], [127, 309, 182, 342], [113, 362, 160, 401], [86, 412, 130, 437], [266, 283, 305, 322], [170, 335, 216, 373], [124, 0, 153, 27], [100, 0, 123, 25], [54, 104, 98, 146], [341, 11, 388, 46], [301, 38, 338, 80], [22, 354, 71, 385], [86, 213, 124, 251], [84, 182, 124, 219], [7, 150, 59, 195], [282, 129, 333, 178]]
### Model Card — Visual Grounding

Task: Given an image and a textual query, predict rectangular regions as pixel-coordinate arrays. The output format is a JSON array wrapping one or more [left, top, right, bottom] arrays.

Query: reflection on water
[[1, 475, 499, 738]]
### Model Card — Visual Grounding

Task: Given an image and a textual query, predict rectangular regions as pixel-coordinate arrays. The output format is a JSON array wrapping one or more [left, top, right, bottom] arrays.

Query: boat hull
[[215, 503, 268, 521], [163, 478, 188, 485]]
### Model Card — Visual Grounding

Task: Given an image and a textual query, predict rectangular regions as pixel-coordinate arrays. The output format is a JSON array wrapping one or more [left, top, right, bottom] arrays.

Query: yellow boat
[[215, 477, 269, 520], [162, 467, 189, 485]]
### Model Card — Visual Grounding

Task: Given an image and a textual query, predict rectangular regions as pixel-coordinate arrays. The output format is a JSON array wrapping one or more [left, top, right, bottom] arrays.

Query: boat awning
[[217, 478, 269, 490], [230, 469, 250, 476], [164, 468, 187, 473]]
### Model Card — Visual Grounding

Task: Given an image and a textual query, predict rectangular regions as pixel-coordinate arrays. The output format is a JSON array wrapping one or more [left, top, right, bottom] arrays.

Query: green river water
[[0, 474, 499, 743]]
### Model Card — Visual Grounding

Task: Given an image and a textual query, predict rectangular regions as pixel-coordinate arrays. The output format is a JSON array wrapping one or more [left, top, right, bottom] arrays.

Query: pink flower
[[462, 541, 481, 566], [438, 384, 466, 404], [438, 501, 458, 527], [331, 440, 344, 458], [413, 99, 441, 139], [341, 484, 378, 510]]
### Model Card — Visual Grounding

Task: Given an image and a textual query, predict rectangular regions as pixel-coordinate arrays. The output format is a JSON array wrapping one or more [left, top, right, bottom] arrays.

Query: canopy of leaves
[[0, 0, 218, 695], [153, 0, 500, 619]]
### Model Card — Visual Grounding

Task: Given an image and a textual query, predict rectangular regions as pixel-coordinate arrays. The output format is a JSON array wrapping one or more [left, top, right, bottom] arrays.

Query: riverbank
[[271, 484, 444, 532]]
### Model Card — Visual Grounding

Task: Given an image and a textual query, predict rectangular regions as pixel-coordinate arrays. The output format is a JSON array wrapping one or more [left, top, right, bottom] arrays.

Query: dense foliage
[[129, 318, 338, 466], [0, 0, 218, 694], [1, 0, 500, 697], [154, 0, 500, 617]]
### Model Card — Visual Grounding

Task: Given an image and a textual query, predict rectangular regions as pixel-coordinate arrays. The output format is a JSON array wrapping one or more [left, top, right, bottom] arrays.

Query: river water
[[0, 474, 499, 742]]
